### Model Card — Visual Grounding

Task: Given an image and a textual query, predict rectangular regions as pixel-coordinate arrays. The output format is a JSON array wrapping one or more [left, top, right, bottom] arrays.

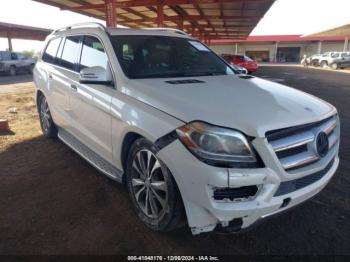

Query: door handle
[[48, 73, 53, 80], [70, 84, 78, 91]]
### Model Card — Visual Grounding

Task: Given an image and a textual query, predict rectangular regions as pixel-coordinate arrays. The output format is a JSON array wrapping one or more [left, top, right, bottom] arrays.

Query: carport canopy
[[304, 23, 350, 52], [33, 0, 275, 43], [0, 22, 52, 51]]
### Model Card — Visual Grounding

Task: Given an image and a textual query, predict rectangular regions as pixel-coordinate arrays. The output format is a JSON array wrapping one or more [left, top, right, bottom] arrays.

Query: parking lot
[[0, 65, 349, 255]]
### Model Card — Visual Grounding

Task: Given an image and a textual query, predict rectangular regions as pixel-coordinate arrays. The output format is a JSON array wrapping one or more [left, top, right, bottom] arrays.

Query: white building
[[210, 35, 348, 63]]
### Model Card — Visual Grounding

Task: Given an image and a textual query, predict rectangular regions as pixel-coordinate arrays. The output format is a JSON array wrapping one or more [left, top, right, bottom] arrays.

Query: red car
[[222, 54, 258, 73]]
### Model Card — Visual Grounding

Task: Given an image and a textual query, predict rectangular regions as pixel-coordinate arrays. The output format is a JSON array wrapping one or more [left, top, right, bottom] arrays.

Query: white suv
[[34, 23, 340, 235]]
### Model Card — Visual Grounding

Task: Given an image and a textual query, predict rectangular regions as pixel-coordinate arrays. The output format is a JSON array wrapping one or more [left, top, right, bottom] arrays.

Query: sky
[[0, 0, 350, 52]]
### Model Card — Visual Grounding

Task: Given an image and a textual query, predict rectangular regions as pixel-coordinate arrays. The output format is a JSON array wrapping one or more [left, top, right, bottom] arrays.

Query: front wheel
[[38, 94, 57, 138], [126, 138, 185, 232]]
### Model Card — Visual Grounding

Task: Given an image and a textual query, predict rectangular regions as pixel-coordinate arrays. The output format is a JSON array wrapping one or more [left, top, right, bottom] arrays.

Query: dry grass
[[0, 82, 41, 152]]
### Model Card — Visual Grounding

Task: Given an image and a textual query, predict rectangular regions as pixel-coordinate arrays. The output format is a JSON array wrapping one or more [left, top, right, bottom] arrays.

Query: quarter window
[[80, 36, 108, 71], [60, 36, 81, 71], [42, 38, 61, 64]]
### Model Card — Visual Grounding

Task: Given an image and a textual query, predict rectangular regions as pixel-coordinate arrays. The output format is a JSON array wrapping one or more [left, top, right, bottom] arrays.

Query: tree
[[21, 50, 35, 58]]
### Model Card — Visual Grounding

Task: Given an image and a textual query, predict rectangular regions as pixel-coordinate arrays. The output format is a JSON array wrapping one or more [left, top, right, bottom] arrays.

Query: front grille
[[266, 115, 339, 171], [274, 158, 334, 196], [213, 186, 259, 201]]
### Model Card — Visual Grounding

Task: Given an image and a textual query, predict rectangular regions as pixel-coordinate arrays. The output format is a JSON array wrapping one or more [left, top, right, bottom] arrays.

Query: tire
[[125, 138, 185, 232], [38, 94, 57, 138], [330, 63, 338, 70], [9, 66, 16, 76], [320, 61, 328, 69]]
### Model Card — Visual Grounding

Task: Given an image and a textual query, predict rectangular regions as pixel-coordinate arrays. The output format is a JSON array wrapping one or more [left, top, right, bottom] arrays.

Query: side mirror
[[79, 66, 113, 86]]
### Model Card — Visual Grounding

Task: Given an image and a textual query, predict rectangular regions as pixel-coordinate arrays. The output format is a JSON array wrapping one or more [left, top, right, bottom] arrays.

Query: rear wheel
[[331, 63, 338, 70], [38, 94, 57, 138], [320, 61, 328, 69], [126, 138, 185, 232]]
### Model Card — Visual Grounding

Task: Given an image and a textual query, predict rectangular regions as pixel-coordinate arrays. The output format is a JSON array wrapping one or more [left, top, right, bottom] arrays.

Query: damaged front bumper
[[157, 139, 339, 235]]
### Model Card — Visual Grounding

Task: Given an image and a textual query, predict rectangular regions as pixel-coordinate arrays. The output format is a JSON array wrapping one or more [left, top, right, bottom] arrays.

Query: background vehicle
[[309, 53, 323, 66], [224, 60, 248, 74], [0, 51, 35, 76], [34, 23, 339, 235], [318, 51, 340, 68], [328, 52, 350, 69], [221, 54, 258, 73]]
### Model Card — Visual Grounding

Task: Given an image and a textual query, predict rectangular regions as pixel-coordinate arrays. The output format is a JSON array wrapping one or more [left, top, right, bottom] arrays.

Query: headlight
[[176, 121, 261, 168]]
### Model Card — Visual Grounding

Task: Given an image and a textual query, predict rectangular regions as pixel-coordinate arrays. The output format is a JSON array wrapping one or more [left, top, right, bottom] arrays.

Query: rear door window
[[60, 36, 81, 71], [42, 38, 62, 64]]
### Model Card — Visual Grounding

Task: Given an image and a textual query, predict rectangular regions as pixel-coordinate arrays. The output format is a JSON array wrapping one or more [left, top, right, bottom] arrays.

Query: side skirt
[[58, 128, 123, 183]]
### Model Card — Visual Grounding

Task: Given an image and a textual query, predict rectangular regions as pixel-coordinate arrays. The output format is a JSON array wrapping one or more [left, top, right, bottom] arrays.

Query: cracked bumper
[[158, 140, 339, 235]]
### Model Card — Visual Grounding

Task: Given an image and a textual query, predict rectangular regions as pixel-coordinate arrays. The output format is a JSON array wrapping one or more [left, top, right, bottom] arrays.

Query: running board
[[58, 128, 123, 182]]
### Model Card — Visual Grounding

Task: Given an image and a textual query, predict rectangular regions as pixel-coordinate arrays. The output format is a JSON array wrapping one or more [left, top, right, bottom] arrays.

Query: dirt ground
[[0, 67, 349, 255]]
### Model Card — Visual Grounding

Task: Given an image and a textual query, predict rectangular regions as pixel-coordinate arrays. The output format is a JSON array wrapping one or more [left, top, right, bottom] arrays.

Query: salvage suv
[[34, 23, 340, 235]]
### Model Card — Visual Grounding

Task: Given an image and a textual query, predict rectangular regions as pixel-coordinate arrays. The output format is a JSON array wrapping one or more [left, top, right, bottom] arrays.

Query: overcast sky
[[0, 0, 350, 52]]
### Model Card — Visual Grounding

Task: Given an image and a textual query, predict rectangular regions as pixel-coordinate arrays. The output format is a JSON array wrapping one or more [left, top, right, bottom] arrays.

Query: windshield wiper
[[181, 72, 224, 77], [129, 71, 225, 79]]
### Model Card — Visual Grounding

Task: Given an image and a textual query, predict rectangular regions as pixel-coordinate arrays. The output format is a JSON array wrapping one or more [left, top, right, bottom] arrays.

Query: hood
[[120, 75, 336, 137]]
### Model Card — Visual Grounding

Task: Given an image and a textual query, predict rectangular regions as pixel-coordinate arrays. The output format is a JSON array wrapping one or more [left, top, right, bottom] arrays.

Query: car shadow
[[0, 72, 33, 85], [0, 130, 15, 136], [0, 130, 348, 255]]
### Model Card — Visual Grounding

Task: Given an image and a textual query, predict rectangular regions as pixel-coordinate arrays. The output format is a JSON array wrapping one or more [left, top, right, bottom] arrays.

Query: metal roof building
[[33, 0, 275, 43], [0, 22, 52, 51], [210, 34, 350, 63]]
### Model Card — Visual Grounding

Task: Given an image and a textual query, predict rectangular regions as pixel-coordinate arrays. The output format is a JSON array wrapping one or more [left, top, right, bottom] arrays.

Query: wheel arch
[[120, 131, 143, 181], [36, 89, 45, 111]]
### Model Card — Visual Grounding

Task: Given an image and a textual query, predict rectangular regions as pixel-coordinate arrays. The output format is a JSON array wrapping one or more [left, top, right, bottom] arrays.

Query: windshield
[[110, 35, 234, 79], [244, 55, 253, 61]]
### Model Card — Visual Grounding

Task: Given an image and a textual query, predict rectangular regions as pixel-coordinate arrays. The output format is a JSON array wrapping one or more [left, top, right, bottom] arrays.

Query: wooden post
[[105, 0, 116, 27], [157, 3, 164, 27], [7, 32, 13, 52], [178, 16, 184, 31], [274, 41, 279, 63], [0, 119, 9, 132]]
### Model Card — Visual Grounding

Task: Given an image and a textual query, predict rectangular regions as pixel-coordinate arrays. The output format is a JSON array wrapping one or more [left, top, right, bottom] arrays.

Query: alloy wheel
[[131, 149, 168, 218], [40, 97, 51, 133]]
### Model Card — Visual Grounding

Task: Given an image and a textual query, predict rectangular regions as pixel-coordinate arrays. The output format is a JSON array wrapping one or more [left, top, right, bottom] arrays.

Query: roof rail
[[142, 27, 189, 36], [51, 22, 106, 35]]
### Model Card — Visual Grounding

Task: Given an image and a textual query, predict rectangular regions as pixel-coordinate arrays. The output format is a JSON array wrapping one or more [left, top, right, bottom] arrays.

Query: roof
[[0, 21, 52, 41], [211, 34, 347, 43], [33, 0, 275, 39], [303, 23, 350, 38]]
